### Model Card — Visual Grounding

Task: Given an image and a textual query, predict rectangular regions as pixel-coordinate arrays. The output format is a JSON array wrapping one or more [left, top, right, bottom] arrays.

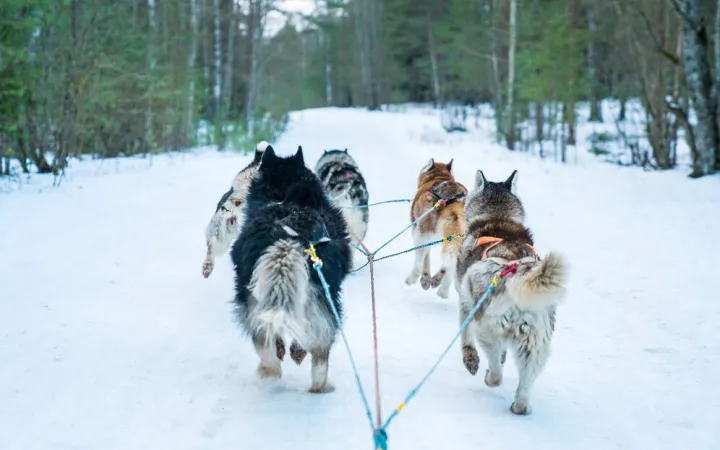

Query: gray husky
[[455, 170, 569, 415], [313, 149, 369, 245], [201, 141, 268, 278]]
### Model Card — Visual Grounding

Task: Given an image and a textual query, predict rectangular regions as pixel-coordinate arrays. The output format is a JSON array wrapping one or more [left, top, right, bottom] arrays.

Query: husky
[[201, 141, 268, 278], [404, 158, 468, 299], [230, 145, 352, 393], [455, 170, 569, 415], [313, 149, 369, 245]]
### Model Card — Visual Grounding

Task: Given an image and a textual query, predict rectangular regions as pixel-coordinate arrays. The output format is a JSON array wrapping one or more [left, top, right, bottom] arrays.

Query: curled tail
[[505, 252, 569, 310], [248, 239, 309, 334]]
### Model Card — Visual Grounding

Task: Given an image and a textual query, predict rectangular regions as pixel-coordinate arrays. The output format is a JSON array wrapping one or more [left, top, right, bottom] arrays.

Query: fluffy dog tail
[[505, 252, 569, 310], [248, 239, 309, 336]]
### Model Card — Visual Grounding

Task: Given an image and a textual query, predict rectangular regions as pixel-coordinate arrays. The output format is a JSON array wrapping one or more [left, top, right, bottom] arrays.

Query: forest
[[1, 0, 718, 178]]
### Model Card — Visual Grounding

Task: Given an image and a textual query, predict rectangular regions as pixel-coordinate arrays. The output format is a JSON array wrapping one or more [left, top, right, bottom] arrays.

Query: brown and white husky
[[404, 158, 468, 299]]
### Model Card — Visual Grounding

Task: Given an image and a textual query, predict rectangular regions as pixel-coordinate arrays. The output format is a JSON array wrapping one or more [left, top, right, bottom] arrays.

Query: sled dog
[[201, 141, 267, 278], [455, 169, 569, 415], [314, 149, 369, 245], [404, 158, 468, 299], [230, 144, 352, 393]]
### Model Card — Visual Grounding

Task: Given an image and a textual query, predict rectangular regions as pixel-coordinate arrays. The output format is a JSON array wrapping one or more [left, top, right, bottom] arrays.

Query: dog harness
[[476, 236, 539, 266], [431, 180, 466, 205]]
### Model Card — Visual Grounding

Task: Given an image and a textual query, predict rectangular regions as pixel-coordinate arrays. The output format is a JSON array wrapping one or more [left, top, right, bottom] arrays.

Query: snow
[[1, 106, 720, 450]]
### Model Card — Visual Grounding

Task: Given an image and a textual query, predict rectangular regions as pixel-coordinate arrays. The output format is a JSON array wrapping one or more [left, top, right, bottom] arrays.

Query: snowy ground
[[1, 107, 719, 450]]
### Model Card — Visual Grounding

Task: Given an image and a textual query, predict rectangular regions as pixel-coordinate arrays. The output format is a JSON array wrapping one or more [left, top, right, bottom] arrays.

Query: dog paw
[[202, 260, 214, 278], [462, 346, 480, 375], [437, 285, 450, 299], [308, 383, 335, 394], [420, 273, 432, 290], [501, 350, 507, 365], [257, 364, 282, 379], [430, 271, 445, 288], [275, 337, 286, 361], [289, 342, 307, 365], [484, 370, 502, 387], [405, 273, 419, 285], [510, 402, 531, 415]]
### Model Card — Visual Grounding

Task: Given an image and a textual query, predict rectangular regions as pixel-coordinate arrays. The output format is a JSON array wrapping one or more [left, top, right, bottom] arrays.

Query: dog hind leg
[[510, 327, 551, 415], [308, 346, 335, 394], [253, 330, 282, 379], [432, 239, 459, 298], [478, 338, 505, 387], [289, 340, 307, 365], [404, 230, 432, 287], [459, 300, 480, 375]]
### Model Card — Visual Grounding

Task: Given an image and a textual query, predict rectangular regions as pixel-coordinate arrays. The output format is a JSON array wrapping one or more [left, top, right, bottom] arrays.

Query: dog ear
[[323, 149, 329, 154], [343, 148, 348, 153], [422, 158, 435, 172], [446, 158, 454, 173], [294, 145, 305, 165], [252, 141, 270, 164], [259, 145, 276, 167], [475, 170, 487, 191], [504, 170, 518, 195], [256, 141, 270, 152]]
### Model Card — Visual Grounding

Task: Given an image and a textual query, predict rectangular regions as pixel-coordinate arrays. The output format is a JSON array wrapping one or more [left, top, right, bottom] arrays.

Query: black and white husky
[[201, 142, 267, 278], [231, 145, 352, 393], [455, 170, 569, 415], [313, 149, 369, 245]]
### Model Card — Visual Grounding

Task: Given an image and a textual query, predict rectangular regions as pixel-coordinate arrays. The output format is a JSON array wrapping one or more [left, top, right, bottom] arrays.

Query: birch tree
[[505, 0, 517, 150], [186, 0, 199, 141], [671, 0, 718, 176], [146, 0, 157, 145], [213, 0, 222, 120]]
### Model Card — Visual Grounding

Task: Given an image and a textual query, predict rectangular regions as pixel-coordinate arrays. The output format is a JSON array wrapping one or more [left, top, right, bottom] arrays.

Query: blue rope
[[350, 242, 368, 256], [340, 199, 411, 209], [374, 428, 389, 450], [350, 235, 460, 273], [372, 204, 439, 256], [381, 273, 502, 430], [307, 247, 376, 430]]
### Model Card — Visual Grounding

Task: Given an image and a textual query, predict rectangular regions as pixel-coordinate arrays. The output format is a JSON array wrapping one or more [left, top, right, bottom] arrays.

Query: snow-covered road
[[1, 107, 719, 450]]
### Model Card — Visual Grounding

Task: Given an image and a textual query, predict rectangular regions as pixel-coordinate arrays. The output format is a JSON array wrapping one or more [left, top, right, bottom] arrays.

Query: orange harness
[[476, 236, 539, 264]]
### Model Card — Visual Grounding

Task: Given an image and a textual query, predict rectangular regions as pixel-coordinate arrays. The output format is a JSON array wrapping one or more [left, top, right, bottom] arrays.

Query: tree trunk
[[143, 0, 157, 150], [186, 0, 198, 142], [489, 0, 502, 141], [321, 30, 333, 105], [57, 0, 79, 172], [201, 0, 211, 101], [587, 3, 602, 122], [505, 0, 517, 150], [213, 0, 222, 122], [146, 0, 156, 147], [245, 0, 258, 141], [536, 102, 544, 157], [223, 0, 236, 127], [566, 0, 579, 146], [427, 11, 441, 106], [368, 0, 382, 109], [354, 0, 381, 109], [715, 0, 720, 169], [673, 0, 718, 176], [353, 0, 371, 108]]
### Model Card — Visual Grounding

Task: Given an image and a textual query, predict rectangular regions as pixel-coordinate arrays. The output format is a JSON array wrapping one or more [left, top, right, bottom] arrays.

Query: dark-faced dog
[[230, 145, 352, 393]]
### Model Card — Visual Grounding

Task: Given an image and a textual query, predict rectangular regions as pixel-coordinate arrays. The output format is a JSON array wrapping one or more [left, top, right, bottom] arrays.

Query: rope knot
[[373, 428, 388, 450], [304, 244, 323, 268], [435, 199, 448, 208], [500, 262, 518, 278]]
